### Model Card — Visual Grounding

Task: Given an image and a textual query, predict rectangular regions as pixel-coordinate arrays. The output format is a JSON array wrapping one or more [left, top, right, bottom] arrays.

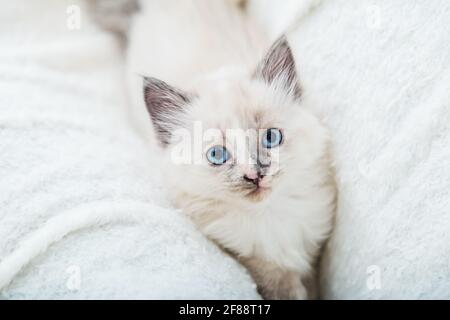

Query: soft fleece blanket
[[250, 0, 450, 298], [0, 0, 258, 299]]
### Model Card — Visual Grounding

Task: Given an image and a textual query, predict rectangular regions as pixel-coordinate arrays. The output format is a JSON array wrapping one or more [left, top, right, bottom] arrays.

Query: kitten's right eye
[[206, 145, 230, 165]]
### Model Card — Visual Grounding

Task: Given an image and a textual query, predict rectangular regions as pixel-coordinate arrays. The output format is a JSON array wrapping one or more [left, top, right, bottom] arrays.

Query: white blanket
[[0, 0, 258, 299], [249, 0, 450, 298]]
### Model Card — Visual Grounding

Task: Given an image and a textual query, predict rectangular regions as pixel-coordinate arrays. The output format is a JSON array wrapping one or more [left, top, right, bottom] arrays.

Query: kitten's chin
[[245, 186, 272, 202]]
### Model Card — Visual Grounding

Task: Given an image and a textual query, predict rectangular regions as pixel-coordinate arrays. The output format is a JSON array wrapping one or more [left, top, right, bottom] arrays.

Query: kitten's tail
[[88, 0, 140, 41], [245, 0, 323, 41], [89, 0, 246, 41]]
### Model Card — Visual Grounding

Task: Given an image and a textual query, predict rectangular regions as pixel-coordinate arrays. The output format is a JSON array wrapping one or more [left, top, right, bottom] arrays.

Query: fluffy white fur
[[128, 0, 336, 299]]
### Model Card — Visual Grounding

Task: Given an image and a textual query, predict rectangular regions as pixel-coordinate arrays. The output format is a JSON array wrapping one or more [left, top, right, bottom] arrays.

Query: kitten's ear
[[143, 77, 192, 146], [254, 36, 302, 99]]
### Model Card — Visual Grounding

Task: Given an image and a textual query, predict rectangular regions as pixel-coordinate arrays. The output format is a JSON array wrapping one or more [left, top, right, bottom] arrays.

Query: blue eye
[[262, 128, 283, 148], [206, 145, 230, 165]]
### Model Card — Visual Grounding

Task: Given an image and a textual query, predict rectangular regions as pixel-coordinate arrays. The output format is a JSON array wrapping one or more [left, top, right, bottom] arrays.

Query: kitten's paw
[[285, 281, 308, 300], [260, 273, 308, 300], [240, 256, 311, 300]]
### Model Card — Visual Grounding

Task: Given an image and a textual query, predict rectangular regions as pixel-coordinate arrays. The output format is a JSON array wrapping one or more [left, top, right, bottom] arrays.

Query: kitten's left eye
[[206, 145, 230, 165], [262, 128, 283, 148]]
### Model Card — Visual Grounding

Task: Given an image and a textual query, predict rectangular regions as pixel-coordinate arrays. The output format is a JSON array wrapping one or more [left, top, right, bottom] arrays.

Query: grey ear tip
[[143, 76, 169, 91], [278, 34, 288, 41], [142, 76, 151, 87], [267, 35, 294, 58], [275, 34, 290, 46], [143, 76, 157, 86]]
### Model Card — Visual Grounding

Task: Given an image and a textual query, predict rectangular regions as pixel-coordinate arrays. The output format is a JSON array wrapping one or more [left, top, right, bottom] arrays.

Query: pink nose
[[243, 172, 264, 186], [244, 172, 259, 180]]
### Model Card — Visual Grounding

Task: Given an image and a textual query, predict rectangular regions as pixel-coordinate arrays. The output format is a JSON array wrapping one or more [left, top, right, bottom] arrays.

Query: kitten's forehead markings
[[253, 111, 264, 126]]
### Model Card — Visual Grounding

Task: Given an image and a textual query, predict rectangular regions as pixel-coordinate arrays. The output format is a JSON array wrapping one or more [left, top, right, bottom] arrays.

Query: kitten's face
[[144, 37, 330, 203]]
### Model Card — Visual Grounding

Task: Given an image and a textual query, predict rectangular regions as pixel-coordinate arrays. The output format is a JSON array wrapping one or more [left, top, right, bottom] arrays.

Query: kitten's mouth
[[241, 172, 280, 202], [246, 185, 272, 201]]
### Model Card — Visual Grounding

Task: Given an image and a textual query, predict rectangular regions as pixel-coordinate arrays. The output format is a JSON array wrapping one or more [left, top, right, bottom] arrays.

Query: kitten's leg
[[240, 256, 308, 300], [302, 269, 319, 300]]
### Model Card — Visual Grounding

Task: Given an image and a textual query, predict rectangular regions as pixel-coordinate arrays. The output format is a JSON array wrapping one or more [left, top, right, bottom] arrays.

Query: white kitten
[[124, 0, 337, 299]]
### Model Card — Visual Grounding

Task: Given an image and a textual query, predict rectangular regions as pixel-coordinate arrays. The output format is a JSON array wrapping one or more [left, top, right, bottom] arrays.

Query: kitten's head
[[143, 37, 330, 204]]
